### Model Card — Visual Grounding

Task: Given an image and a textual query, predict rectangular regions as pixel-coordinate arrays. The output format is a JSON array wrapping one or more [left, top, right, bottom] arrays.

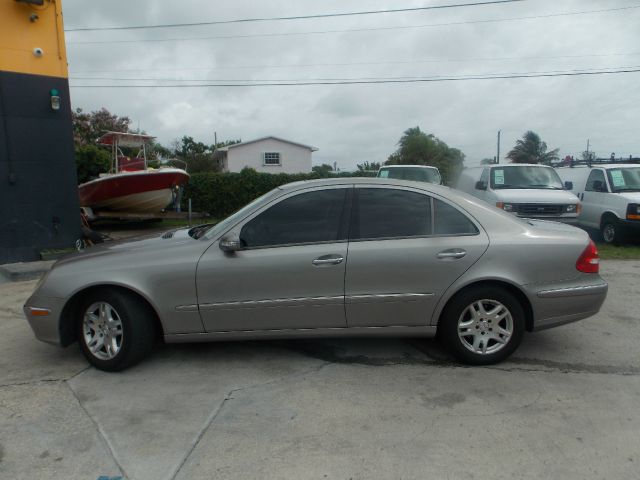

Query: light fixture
[[50, 88, 60, 111]]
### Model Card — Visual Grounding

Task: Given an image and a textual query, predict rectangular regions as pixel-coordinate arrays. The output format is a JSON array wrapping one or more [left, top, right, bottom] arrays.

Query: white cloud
[[63, 0, 640, 168]]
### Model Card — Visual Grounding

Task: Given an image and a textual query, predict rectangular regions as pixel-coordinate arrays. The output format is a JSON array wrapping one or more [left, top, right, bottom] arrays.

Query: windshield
[[378, 167, 441, 184], [606, 167, 640, 192], [490, 166, 564, 190], [199, 188, 282, 240]]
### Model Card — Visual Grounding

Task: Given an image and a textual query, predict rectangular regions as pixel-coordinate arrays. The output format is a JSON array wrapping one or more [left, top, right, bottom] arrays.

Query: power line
[[66, 4, 640, 46], [69, 65, 640, 83], [68, 68, 640, 88], [69, 52, 640, 74], [64, 0, 525, 32]]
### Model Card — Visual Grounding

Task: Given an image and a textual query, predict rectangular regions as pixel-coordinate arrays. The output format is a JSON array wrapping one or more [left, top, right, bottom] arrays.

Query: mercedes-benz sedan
[[24, 178, 608, 371]]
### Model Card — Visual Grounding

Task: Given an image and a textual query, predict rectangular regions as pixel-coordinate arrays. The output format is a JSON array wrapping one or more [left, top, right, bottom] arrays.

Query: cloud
[[63, 0, 640, 168]]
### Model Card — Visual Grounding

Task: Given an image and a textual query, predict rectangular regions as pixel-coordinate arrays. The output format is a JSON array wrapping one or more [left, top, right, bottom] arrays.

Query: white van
[[456, 164, 580, 224], [377, 165, 442, 184], [556, 164, 640, 243]]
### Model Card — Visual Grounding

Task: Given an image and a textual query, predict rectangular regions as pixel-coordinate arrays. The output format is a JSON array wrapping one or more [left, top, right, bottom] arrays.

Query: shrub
[[182, 168, 375, 217]]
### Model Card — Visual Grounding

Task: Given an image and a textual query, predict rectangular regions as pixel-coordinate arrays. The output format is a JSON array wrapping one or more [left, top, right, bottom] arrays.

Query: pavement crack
[[167, 361, 330, 480], [65, 380, 130, 480]]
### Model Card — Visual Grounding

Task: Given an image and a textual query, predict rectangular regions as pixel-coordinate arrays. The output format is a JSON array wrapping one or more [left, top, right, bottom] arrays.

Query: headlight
[[496, 202, 515, 212], [627, 203, 640, 220], [565, 204, 577, 213]]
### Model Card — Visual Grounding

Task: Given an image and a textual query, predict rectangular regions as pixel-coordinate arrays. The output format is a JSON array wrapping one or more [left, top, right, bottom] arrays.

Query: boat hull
[[78, 169, 189, 212]]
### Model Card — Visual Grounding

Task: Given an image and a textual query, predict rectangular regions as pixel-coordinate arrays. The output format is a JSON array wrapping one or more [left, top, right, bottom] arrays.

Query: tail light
[[576, 239, 599, 273]]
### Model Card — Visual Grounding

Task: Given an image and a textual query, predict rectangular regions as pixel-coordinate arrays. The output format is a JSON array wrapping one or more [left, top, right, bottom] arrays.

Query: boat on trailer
[[78, 131, 190, 213]]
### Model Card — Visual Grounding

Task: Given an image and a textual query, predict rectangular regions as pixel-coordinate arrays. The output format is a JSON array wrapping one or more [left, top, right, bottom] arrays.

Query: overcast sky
[[62, 0, 640, 169]]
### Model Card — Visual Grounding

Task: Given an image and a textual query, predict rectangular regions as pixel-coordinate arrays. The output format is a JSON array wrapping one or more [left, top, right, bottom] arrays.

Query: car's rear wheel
[[77, 289, 156, 371], [439, 286, 524, 365]]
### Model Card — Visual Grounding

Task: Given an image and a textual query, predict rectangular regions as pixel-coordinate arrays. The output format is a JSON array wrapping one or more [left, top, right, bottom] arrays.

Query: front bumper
[[517, 214, 578, 225], [530, 280, 608, 331], [23, 295, 65, 345]]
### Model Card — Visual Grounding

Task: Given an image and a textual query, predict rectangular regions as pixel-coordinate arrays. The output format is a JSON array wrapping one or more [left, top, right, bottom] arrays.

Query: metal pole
[[496, 130, 501, 164], [188, 198, 192, 226]]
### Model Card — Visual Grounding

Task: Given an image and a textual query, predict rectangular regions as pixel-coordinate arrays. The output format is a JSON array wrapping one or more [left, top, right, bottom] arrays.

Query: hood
[[616, 191, 640, 202], [491, 188, 578, 203], [55, 227, 196, 267]]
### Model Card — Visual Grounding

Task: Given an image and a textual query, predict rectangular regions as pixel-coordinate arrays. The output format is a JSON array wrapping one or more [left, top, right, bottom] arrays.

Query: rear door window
[[352, 188, 431, 240]]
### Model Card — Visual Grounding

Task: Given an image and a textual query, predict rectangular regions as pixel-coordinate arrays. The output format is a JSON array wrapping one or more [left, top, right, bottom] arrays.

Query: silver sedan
[[24, 178, 608, 371]]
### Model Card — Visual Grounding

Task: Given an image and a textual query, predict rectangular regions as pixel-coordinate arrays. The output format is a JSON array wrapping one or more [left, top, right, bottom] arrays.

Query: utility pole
[[496, 130, 501, 164], [214, 131, 218, 147]]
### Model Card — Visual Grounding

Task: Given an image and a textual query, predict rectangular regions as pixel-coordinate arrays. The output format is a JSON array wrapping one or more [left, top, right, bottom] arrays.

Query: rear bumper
[[530, 281, 608, 331], [23, 295, 65, 345]]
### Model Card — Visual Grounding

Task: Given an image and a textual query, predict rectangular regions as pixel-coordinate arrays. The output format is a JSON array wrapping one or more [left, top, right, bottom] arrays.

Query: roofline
[[217, 136, 318, 152]]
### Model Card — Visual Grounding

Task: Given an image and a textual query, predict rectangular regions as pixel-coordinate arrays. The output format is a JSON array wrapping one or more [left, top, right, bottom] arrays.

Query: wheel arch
[[434, 279, 534, 333], [59, 284, 164, 347], [600, 210, 621, 228]]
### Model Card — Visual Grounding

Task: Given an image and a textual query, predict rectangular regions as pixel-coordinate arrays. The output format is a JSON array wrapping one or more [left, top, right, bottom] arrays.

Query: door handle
[[437, 249, 466, 260], [312, 255, 344, 266]]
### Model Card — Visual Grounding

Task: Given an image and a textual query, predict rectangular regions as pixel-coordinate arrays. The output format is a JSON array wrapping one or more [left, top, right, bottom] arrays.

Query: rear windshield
[[606, 167, 640, 192], [490, 166, 564, 190], [378, 167, 441, 184]]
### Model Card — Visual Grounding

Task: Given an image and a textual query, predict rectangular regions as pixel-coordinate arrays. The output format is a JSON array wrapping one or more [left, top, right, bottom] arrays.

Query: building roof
[[217, 136, 318, 152]]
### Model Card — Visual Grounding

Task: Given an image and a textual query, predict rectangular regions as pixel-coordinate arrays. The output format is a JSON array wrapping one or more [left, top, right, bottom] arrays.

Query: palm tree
[[506, 131, 559, 164]]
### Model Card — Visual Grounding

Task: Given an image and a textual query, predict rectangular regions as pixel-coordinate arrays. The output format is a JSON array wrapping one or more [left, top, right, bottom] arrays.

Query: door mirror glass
[[564, 181, 573, 190], [475, 180, 487, 190], [219, 234, 241, 252]]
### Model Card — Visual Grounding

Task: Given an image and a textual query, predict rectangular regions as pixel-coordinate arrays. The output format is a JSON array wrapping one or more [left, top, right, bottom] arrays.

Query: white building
[[215, 136, 317, 174]]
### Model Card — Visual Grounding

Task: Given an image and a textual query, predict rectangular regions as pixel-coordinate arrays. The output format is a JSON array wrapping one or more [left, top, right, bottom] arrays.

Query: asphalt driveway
[[1, 261, 639, 480]]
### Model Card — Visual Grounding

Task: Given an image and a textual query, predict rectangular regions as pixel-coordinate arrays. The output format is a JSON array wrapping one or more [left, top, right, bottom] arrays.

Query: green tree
[[357, 161, 381, 172], [506, 131, 559, 165], [312, 164, 334, 176], [75, 144, 111, 184], [72, 107, 131, 146], [386, 127, 465, 184]]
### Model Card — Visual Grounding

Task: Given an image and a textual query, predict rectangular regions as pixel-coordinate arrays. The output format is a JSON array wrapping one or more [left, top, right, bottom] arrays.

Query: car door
[[196, 186, 351, 332], [345, 186, 489, 328], [580, 169, 607, 228]]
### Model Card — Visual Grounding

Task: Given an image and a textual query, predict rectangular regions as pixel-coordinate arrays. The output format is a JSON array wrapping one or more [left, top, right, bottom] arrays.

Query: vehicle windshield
[[196, 188, 282, 240], [490, 166, 564, 190], [606, 167, 640, 192], [378, 167, 441, 184]]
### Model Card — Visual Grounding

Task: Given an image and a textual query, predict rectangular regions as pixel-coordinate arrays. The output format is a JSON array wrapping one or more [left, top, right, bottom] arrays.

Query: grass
[[596, 242, 640, 260]]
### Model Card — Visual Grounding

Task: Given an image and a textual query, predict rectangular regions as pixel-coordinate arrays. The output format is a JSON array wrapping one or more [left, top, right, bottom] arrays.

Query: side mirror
[[475, 180, 487, 190], [219, 234, 241, 252], [564, 181, 573, 190], [592, 180, 606, 192]]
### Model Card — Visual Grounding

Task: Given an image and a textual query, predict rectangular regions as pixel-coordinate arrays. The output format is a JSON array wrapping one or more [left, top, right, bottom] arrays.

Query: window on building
[[263, 152, 281, 165]]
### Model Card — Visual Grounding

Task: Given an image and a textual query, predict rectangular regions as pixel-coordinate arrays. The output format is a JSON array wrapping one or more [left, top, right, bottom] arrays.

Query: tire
[[601, 217, 625, 245], [439, 286, 525, 365], [77, 289, 156, 371]]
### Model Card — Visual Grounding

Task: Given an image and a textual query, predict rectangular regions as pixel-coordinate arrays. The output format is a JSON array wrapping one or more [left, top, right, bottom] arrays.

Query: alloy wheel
[[457, 299, 513, 355], [82, 301, 124, 360]]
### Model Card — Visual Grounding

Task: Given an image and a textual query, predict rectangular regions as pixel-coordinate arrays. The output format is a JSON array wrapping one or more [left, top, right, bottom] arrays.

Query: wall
[[0, 0, 79, 263], [227, 139, 313, 174]]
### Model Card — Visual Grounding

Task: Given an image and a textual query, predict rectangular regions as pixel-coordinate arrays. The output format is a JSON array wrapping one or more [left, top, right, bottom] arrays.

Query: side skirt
[[165, 325, 437, 344]]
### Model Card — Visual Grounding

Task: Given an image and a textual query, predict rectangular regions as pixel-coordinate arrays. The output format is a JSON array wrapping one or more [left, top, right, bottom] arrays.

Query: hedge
[[182, 168, 375, 218]]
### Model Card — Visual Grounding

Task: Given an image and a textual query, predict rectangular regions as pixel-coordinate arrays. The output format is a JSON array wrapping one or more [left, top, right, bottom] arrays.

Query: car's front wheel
[[77, 289, 156, 371], [439, 286, 525, 365]]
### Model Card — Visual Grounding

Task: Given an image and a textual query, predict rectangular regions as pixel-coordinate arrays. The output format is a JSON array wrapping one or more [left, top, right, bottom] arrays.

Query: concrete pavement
[[1, 261, 639, 480]]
